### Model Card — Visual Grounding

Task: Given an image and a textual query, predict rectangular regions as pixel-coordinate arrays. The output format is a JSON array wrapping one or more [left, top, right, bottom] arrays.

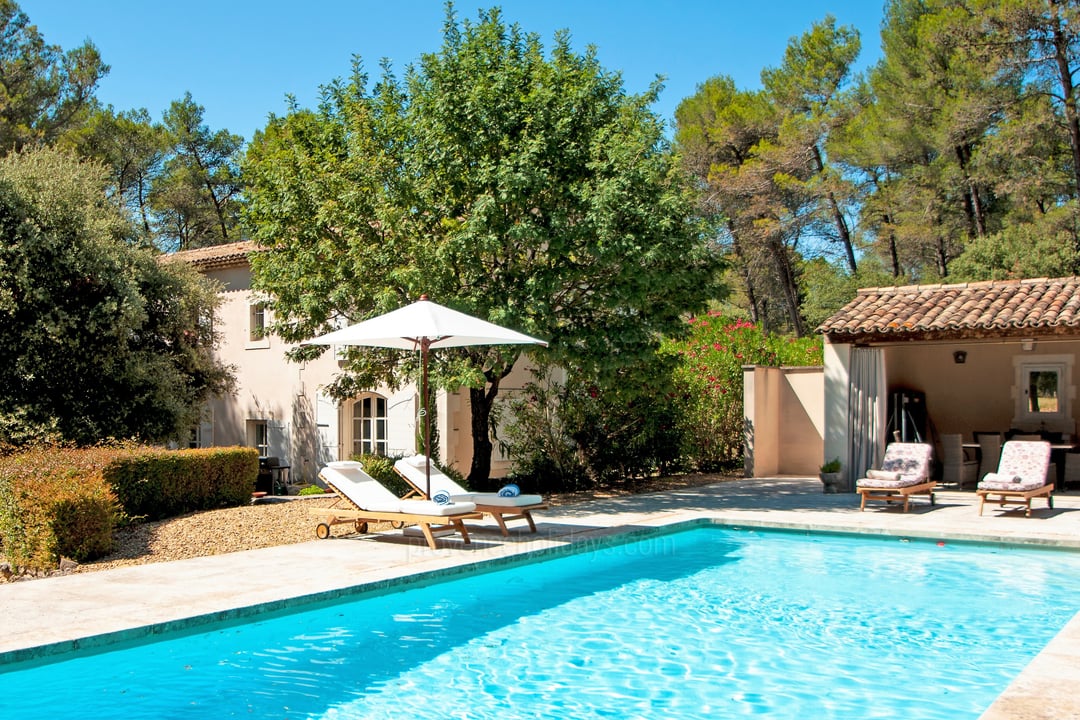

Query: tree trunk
[[955, 144, 987, 238], [1050, 3, 1080, 200], [467, 371, 506, 485], [728, 221, 761, 323], [812, 145, 857, 272], [769, 234, 805, 336]]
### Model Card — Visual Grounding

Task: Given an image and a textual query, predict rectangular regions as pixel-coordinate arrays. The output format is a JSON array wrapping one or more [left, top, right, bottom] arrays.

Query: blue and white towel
[[497, 484, 520, 498], [432, 490, 452, 505]]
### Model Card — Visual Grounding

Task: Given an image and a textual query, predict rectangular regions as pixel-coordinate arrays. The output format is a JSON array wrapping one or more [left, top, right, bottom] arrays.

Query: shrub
[[0, 446, 121, 571], [104, 447, 258, 521], [664, 313, 822, 470], [0, 445, 258, 572], [351, 453, 412, 497], [500, 360, 684, 492]]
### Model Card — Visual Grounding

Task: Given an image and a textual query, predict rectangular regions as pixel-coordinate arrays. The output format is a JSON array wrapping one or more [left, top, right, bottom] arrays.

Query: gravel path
[[1, 472, 734, 580]]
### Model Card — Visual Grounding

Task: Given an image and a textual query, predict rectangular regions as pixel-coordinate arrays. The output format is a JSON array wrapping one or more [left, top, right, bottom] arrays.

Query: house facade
[[817, 277, 1080, 491], [169, 241, 532, 483]]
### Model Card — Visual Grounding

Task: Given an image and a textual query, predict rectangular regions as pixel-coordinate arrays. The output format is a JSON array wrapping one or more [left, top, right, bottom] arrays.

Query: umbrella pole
[[422, 338, 431, 498]]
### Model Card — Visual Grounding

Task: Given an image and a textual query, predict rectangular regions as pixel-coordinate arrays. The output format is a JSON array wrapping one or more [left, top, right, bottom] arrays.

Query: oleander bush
[[0, 445, 259, 571]]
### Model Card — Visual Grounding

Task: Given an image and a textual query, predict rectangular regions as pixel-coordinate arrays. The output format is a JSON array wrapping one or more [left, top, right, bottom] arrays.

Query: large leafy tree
[[0, 0, 106, 153], [0, 146, 232, 448], [245, 7, 721, 482], [150, 93, 244, 251], [61, 105, 169, 239]]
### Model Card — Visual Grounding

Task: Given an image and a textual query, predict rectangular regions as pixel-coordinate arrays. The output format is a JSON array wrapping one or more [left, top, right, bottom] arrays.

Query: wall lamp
[[953, 350, 967, 364], [1021, 338, 1036, 352]]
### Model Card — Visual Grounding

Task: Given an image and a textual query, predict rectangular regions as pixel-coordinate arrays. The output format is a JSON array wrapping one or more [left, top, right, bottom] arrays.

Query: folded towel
[[866, 470, 902, 481], [432, 490, 452, 505], [498, 483, 520, 497]]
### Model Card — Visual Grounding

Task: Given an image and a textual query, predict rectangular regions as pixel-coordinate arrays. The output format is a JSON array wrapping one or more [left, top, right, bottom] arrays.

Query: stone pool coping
[[1, 476, 1078, 719]]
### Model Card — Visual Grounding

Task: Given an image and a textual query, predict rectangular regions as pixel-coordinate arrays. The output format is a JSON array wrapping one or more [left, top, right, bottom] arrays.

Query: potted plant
[[819, 458, 843, 494]]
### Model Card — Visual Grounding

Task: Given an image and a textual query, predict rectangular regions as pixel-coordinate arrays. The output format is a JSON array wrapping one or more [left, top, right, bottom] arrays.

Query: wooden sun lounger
[[976, 483, 1054, 518], [392, 459, 547, 537], [857, 480, 937, 513], [311, 480, 482, 550]]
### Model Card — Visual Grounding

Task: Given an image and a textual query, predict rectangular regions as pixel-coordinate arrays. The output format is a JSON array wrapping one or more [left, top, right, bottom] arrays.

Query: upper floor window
[[247, 302, 270, 349]]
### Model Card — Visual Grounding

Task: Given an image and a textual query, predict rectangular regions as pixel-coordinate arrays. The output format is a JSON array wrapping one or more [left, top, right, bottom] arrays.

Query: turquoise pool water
[[3, 526, 1080, 719]]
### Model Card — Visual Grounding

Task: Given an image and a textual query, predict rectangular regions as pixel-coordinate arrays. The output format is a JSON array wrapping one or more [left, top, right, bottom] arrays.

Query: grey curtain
[[847, 347, 886, 491]]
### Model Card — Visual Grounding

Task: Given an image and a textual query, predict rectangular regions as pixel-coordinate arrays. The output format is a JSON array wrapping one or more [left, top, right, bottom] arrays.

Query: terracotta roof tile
[[817, 277, 1080, 342], [161, 241, 259, 270]]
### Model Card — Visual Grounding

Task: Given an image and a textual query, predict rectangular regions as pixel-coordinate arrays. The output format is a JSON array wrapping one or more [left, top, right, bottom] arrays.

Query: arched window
[[352, 394, 388, 456]]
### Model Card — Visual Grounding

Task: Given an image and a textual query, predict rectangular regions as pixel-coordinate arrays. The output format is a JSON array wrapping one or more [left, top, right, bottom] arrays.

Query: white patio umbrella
[[304, 295, 547, 496]]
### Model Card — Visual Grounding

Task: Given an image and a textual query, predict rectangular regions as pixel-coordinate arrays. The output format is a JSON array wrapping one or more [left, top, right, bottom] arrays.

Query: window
[[247, 302, 269, 348], [1013, 354, 1074, 430], [248, 420, 269, 456], [188, 406, 213, 448], [353, 394, 388, 456]]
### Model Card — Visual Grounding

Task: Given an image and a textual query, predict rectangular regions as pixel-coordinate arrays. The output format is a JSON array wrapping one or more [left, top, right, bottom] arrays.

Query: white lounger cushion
[[320, 463, 476, 516], [449, 492, 544, 507], [395, 455, 545, 506]]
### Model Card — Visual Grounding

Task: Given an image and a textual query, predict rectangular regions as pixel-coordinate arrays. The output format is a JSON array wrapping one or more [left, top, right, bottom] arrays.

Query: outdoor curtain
[[847, 347, 886, 491]]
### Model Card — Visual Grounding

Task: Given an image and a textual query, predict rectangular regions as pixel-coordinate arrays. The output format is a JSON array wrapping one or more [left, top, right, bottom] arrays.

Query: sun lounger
[[393, 454, 547, 536], [314, 461, 482, 549], [856, 442, 936, 512], [976, 440, 1053, 517]]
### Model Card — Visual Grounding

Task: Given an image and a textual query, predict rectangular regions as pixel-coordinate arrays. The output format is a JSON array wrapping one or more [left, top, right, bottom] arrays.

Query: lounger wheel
[[315, 523, 331, 540], [391, 521, 405, 529], [354, 520, 368, 533]]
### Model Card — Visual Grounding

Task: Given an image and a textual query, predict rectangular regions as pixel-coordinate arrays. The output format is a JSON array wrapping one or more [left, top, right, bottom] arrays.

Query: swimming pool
[[3, 526, 1079, 719]]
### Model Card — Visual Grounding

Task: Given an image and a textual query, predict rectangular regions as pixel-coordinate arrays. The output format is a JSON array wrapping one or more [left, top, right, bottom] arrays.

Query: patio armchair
[[940, 434, 978, 489], [856, 442, 936, 512], [976, 441, 1053, 517], [975, 432, 1003, 482]]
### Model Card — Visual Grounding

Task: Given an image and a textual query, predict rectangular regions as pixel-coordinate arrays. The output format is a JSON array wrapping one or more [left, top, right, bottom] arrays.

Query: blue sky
[[23, 1, 884, 142]]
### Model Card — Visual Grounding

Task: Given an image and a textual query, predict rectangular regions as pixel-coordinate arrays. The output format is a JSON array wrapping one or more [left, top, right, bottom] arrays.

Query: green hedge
[[104, 447, 259, 521], [0, 446, 259, 572], [0, 447, 121, 571]]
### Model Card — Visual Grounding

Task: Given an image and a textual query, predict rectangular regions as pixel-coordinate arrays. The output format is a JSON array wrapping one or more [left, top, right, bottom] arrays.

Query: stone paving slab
[[1, 477, 1078, 718]]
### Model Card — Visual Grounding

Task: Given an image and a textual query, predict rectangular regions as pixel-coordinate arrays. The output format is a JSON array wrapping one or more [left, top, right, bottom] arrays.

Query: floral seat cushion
[[856, 443, 933, 489], [977, 441, 1051, 492]]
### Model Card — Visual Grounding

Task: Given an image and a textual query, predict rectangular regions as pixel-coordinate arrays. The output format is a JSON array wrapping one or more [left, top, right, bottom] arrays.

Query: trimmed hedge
[[0, 447, 121, 571], [0, 446, 259, 571], [104, 447, 258, 521]]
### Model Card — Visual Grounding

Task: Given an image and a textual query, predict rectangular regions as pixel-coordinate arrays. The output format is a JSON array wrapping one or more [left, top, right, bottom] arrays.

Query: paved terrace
[[2, 477, 1079, 720]]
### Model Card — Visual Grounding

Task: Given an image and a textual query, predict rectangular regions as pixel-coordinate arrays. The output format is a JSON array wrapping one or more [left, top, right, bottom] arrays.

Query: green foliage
[[0, 146, 233, 448], [298, 484, 328, 496], [0, 1, 107, 153], [501, 360, 685, 492], [665, 313, 823, 470], [0, 445, 257, 571], [499, 370, 587, 491], [949, 205, 1080, 280], [245, 5, 722, 483], [820, 457, 841, 473], [0, 446, 121, 571], [150, 93, 244, 251], [104, 447, 258, 521], [351, 452, 411, 497]]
